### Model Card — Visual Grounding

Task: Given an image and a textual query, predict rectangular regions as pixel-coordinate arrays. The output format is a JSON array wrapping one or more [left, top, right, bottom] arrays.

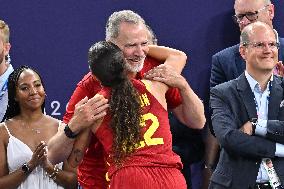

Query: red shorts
[[109, 166, 187, 189]]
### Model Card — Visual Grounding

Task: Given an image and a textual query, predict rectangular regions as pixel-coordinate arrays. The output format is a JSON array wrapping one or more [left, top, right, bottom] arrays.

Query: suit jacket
[[209, 73, 284, 189]]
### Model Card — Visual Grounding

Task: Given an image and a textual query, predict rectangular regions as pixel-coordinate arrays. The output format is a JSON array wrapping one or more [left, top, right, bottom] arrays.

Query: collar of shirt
[[244, 71, 273, 94]]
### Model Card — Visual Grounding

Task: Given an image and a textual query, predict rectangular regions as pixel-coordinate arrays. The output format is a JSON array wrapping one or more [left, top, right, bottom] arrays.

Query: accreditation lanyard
[[262, 158, 281, 189], [253, 81, 282, 189]]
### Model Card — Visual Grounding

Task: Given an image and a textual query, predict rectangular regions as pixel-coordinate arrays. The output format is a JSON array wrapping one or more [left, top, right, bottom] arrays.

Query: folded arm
[[210, 87, 276, 159]]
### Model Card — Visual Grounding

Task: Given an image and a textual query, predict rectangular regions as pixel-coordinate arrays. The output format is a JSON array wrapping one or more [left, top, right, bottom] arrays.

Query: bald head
[[234, 0, 274, 31], [240, 21, 275, 44], [235, 0, 271, 6]]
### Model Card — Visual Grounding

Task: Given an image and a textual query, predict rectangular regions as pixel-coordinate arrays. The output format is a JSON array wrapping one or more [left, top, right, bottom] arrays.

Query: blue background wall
[[1, 0, 283, 119]]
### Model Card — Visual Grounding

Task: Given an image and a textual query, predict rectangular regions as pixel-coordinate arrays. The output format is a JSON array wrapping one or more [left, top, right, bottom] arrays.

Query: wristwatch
[[21, 163, 31, 175], [64, 124, 78, 139], [250, 118, 258, 136]]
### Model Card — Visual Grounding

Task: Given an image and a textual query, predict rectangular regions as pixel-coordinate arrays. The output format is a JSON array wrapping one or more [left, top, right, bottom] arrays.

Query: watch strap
[[250, 118, 257, 136], [21, 163, 31, 175], [64, 124, 78, 139]]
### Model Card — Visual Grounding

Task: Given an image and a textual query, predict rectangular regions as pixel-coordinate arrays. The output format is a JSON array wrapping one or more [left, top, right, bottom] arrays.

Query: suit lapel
[[237, 73, 257, 119], [268, 76, 283, 119]]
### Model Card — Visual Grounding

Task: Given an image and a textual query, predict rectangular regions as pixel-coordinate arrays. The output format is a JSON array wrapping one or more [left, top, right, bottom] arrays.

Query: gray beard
[[125, 61, 144, 73]]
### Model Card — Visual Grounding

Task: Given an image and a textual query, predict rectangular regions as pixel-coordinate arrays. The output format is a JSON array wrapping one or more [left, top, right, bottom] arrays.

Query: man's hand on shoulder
[[144, 64, 187, 89]]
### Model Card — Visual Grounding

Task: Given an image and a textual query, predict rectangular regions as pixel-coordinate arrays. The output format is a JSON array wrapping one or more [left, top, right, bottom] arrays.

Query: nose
[[29, 87, 38, 95]]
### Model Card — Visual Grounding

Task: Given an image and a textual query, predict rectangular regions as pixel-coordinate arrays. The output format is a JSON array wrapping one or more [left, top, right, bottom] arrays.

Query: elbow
[[178, 51, 187, 65], [199, 116, 206, 129], [47, 148, 65, 165], [184, 115, 206, 130]]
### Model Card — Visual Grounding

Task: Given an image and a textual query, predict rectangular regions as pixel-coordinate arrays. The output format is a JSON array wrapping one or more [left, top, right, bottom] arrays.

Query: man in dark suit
[[209, 21, 284, 189], [204, 1, 284, 183]]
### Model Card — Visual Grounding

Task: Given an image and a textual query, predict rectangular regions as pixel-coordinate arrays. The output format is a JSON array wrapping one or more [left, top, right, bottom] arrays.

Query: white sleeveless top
[[4, 123, 64, 189]]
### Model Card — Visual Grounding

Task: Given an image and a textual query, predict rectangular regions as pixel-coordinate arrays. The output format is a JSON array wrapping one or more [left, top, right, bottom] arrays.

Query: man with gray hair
[[48, 10, 205, 189], [0, 19, 13, 122], [210, 21, 284, 189]]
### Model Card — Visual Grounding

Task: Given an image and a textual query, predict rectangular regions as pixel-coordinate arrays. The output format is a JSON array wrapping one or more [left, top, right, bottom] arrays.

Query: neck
[[18, 109, 44, 123], [127, 72, 137, 79], [0, 61, 8, 76], [247, 69, 272, 92]]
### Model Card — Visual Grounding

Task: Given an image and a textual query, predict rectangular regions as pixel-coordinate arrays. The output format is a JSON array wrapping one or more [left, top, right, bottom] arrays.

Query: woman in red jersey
[[81, 41, 188, 189]]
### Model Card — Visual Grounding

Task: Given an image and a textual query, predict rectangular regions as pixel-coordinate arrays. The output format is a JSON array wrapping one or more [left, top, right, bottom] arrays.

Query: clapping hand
[[274, 61, 284, 77], [28, 141, 47, 171]]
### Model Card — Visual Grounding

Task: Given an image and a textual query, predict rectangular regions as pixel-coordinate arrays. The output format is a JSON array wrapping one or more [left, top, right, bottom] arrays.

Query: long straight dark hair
[[88, 41, 142, 164]]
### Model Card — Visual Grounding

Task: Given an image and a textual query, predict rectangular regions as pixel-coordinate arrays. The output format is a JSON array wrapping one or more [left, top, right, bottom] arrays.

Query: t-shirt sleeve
[[63, 84, 90, 124], [166, 87, 182, 110]]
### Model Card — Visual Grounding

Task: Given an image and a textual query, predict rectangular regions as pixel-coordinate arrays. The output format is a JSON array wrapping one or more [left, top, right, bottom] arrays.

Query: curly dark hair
[[88, 41, 142, 164], [3, 65, 45, 121]]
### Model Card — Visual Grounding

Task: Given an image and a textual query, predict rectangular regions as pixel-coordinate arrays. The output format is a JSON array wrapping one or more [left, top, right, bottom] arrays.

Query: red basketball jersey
[[95, 79, 182, 179]]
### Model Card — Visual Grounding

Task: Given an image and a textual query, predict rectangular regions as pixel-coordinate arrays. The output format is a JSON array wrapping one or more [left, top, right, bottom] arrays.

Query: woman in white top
[[0, 66, 77, 189]]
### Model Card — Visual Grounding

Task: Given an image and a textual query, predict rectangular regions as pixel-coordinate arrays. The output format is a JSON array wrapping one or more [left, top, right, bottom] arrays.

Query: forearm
[[0, 168, 29, 189], [173, 78, 205, 129], [44, 163, 77, 189], [67, 129, 91, 168], [267, 120, 284, 144], [148, 45, 186, 62], [47, 124, 76, 164], [148, 45, 187, 73]]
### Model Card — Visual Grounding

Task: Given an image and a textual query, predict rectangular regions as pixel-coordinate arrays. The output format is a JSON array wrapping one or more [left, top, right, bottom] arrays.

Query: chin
[[125, 62, 144, 73]]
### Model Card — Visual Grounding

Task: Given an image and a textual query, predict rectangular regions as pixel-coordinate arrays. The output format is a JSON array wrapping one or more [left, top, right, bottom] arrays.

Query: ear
[[239, 45, 247, 61], [4, 42, 11, 56], [268, 4, 275, 20]]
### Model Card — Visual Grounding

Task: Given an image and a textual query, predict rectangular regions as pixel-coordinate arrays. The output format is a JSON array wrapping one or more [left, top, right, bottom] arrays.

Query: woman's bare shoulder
[[0, 122, 9, 142], [141, 79, 168, 96]]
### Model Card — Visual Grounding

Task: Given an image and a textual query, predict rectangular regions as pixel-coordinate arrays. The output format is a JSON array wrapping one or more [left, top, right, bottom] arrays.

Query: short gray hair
[[240, 21, 273, 45], [146, 24, 158, 45], [105, 10, 146, 41]]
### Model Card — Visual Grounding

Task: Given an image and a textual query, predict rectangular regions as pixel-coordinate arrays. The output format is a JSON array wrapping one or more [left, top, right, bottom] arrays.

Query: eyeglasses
[[242, 41, 280, 50], [233, 5, 269, 24]]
